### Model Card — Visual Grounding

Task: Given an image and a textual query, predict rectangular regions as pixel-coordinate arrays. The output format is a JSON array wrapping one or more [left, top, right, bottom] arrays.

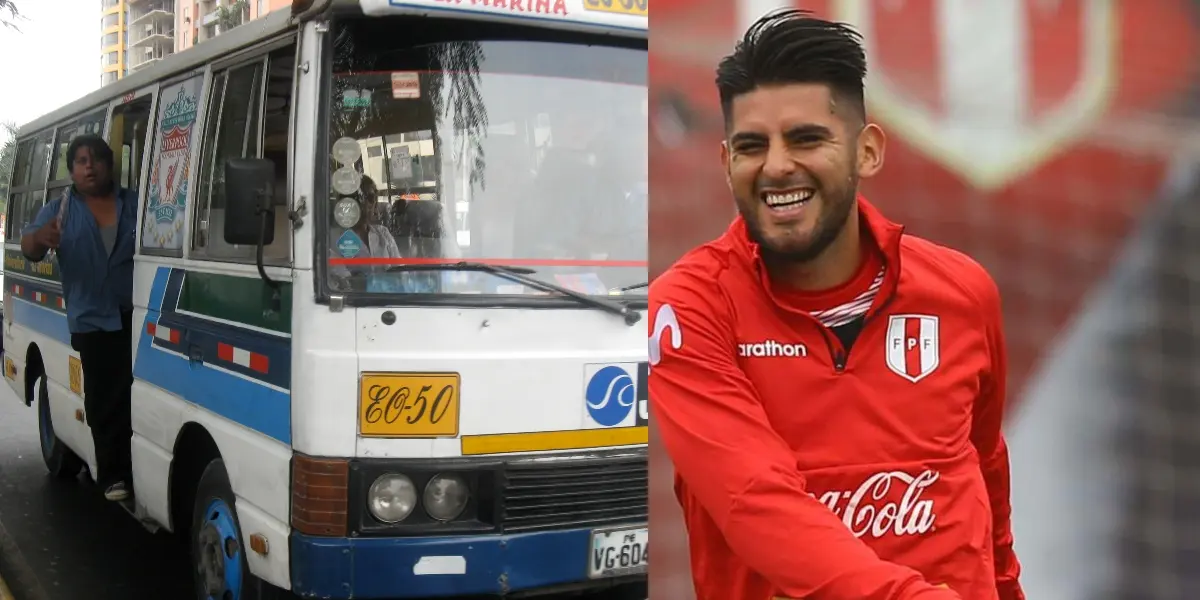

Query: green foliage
[[216, 0, 248, 32], [0, 121, 18, 208]]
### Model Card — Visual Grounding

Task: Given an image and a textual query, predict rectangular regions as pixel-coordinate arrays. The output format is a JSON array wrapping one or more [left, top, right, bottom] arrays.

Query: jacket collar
[[729, 194, 906, 312]]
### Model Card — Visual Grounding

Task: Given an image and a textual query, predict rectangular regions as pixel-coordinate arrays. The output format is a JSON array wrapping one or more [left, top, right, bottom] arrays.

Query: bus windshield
[[324, 18, 647, 299]]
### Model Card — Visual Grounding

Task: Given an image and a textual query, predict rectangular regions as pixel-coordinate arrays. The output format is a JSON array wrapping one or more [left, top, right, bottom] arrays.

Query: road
[[0, 382, 191, 599], [0, 383, 646, 600]]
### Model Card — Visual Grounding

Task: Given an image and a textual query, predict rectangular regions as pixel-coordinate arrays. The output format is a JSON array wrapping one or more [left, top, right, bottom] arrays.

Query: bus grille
[[500, 454, 648, 533]]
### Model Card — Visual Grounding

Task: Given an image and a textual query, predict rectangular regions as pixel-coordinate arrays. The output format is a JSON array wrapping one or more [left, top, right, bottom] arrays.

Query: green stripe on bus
[[177, 271, 292, 334], [4, 249, 62, 282]]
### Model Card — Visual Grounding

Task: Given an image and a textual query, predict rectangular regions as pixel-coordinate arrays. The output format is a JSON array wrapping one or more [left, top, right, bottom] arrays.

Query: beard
[[739, 170, 859, 264]]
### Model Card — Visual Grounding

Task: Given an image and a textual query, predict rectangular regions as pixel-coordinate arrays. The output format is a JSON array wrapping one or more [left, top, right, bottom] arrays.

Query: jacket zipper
[[818, 327, 846, 372], [819, 293, 899, 374]]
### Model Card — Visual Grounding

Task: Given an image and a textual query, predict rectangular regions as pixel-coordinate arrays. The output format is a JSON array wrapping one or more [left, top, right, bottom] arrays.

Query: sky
[[0, 0, 97, 141]]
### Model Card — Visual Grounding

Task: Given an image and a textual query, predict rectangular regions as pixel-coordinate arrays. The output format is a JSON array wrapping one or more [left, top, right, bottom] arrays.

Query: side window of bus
[[49, 110, 107, 182], [108, 97, 154, 197], [5, 134, 52, 240], [4, 140, 35, 240], [192, 45, 294, 264]]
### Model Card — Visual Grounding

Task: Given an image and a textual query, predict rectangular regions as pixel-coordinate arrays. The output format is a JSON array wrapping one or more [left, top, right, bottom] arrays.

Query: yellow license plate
[[582, 0, 647, 17], [359, 372, 460, 437], [69, 356, 83, 396]]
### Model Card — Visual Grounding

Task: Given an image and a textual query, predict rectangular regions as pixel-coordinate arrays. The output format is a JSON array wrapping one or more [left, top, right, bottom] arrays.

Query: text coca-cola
[[810, 470, 939, 538]]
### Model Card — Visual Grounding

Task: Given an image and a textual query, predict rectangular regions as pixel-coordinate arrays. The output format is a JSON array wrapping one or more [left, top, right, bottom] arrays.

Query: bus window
[[49, 109, 107, 183], [6, 192, 27, 240], [4, 140, 35, 239], [44, 108, 110, 213], [108, 96, 154, 197], [193, 45, 294, 264], [5, 134, 52, 239], [10, 139, 35, 189], [28, 134, 51, 190]]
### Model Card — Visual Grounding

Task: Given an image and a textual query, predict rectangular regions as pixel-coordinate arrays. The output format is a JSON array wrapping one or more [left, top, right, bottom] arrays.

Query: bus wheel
[[37, 376, 83, 479], [191, 458, 268, 600]]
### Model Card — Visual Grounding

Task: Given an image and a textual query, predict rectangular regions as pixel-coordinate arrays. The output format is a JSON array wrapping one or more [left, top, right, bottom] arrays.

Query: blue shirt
[[22, 187, 138, 334]]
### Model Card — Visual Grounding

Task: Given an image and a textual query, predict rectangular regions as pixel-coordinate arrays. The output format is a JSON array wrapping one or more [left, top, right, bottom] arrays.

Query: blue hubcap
[[197, 498, 242, 600]]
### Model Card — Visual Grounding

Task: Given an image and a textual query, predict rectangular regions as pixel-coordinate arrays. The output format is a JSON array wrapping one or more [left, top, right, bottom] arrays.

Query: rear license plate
[[588, 526, 648, 578]]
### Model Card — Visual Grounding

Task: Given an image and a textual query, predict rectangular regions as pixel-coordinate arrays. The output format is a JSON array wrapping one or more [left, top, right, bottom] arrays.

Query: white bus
[[1, 0, 648, 597]]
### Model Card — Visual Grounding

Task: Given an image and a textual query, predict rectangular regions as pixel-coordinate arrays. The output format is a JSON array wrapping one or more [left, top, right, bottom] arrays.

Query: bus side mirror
[[223, 158, 276, 246]]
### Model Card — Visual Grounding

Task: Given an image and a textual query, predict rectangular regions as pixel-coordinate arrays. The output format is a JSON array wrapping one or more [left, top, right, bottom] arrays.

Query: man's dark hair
[[715, 9, 868, 129], [66, 134, 115, 171]]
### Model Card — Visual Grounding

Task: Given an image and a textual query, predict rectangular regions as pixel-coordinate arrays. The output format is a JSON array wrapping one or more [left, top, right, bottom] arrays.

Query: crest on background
[[827, 0, 1118, 190]]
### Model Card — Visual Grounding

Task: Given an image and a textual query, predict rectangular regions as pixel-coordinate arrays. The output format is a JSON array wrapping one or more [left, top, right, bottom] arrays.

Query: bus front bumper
[[290, 526, 646, 598]]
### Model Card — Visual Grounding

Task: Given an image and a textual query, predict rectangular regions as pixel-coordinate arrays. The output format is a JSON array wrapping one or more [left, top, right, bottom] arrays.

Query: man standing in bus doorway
[[20, 135, 138, 502]]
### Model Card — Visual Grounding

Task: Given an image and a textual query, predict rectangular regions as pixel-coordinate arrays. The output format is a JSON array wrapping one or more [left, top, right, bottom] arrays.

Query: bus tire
[[37, 376, 83, 479], [190, 458, 276, 600]]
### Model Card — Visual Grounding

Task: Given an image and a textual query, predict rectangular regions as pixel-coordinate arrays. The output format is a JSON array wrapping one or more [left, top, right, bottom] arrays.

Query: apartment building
[[127, 0, 176, 73], [102, 0, 289, 86], [176, 0, 291, 52], [100, 0, 126, 87]]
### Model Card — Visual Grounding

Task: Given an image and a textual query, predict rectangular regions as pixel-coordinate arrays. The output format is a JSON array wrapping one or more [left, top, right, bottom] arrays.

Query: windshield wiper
[[386, 261, 642, 326], [615, 281, 648, 292]]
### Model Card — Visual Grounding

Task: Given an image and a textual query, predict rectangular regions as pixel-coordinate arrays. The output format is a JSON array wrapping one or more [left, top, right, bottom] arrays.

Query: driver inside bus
[[328, 175, 402, 291]]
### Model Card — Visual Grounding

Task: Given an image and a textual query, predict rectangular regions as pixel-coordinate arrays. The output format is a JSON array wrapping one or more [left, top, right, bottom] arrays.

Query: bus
[[1, 0, 648, 597]]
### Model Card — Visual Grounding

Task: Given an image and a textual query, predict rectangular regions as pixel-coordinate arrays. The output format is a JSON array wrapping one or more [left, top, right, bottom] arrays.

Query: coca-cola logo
[[811, 470, 939, 539]]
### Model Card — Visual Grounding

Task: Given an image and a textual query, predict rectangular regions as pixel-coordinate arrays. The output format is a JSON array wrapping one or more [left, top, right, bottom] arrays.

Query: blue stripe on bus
[[6, 276, 66, 315], [8, 297, 71, 346], [146, 265, 169, 312], [133, 335, 292, 444], [291, 527, 622, 598], [7, 266, 293, 444], [160, 267, 186, 312], [144, 266, 291, 390], [154, 312, 292, 390], [133, 266, 292, 445]]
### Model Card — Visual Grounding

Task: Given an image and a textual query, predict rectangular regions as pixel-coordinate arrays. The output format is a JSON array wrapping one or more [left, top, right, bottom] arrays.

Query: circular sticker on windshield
[[331, 167, 363, 196], [332, 137, 361, 166]]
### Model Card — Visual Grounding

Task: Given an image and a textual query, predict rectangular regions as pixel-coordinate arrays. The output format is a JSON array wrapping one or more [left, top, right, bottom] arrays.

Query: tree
[[0, 121, 18, 210], [215, 0, 248, 33], [0, 1, 24, 31]]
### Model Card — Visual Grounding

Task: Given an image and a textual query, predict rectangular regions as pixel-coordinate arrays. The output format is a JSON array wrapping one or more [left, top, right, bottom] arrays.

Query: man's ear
[[856, 122, 886, 179], [720, 140, 732, 191]]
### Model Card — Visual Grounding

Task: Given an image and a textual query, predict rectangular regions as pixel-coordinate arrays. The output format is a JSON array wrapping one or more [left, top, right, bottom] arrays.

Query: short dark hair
[[65, 134, 114, 171], [715, 9, 867, 129]]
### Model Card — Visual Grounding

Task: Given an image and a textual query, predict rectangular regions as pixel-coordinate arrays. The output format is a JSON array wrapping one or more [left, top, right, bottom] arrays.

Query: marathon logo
[[738, 340, 808, 358]]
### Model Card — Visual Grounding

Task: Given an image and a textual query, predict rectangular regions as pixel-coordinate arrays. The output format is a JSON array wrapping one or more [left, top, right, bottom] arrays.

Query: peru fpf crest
[[830, 0, 1118, 191]]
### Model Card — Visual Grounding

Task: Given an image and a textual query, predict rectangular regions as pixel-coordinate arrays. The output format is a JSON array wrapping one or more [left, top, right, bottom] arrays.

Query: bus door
[[106, 87, 158, 198]]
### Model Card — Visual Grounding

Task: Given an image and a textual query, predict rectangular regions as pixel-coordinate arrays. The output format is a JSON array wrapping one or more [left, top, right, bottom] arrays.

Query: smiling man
[[648, 9, 1024, 600]]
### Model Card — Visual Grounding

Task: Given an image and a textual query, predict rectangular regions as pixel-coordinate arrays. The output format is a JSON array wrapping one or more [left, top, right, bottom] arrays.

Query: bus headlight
[[367, 473, 417, 523], [423, 473, 470, 521]]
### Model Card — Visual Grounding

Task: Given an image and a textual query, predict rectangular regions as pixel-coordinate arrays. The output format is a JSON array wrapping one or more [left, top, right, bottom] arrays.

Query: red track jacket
[[649, 197, 1024, 600]]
